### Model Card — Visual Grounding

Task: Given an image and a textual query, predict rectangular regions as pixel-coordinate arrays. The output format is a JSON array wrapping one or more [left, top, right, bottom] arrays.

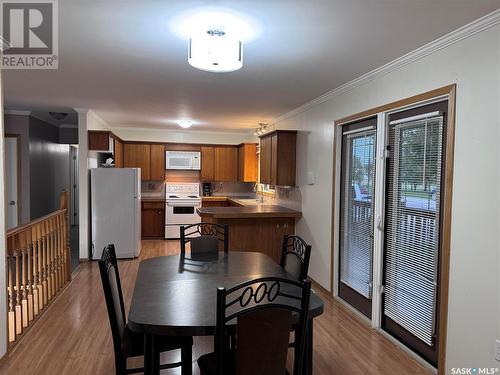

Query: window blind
[[340, 129, 376, 298], [384, 115, 444, 346]]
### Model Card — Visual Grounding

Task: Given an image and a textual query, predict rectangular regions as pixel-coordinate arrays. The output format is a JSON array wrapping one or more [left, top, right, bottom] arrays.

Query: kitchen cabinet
[[150, 144, 165, 180], [238, 143, 258, 182], [114, 138, 123, 168], [259, 130, 297, 186], [124, 143, 165, 181], [201, 146, 215, 181], [259, 136, 272, 184], [88, 131, 112, 151], [141, 201, 165, 238], [214, 146, 238, 181]]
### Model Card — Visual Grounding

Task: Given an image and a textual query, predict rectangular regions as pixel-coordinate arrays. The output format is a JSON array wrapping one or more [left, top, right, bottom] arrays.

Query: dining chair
[[180, 223, 228, 260], [98, 244, 193, 375], [197, 277, 312, 375], [280, 235, 312, 281]]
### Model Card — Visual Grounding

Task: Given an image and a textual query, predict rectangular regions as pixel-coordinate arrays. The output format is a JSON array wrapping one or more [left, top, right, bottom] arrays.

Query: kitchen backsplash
[[209, 182, 255, 196], [141, 181, 165, 195]]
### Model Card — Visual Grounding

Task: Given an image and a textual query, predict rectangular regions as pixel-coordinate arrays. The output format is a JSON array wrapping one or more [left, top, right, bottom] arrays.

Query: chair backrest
[[280, 235, 312, 281], [215, 277, 311, 375], [180, 223, 228, 259], [98, 244, 127, 359]]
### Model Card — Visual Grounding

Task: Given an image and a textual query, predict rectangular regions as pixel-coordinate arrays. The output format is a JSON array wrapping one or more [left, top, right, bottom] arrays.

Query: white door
[[5, 137, 19, 230]]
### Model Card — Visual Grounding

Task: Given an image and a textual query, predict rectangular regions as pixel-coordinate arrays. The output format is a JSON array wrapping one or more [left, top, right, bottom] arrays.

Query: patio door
[[338, 118, 377, 318], [382, 101, 447, 366]]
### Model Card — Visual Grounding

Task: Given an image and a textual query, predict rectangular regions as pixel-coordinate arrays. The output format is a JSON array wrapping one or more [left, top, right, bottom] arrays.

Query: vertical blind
[[340, 129, 376, 298], [384, 115, 444, 345]]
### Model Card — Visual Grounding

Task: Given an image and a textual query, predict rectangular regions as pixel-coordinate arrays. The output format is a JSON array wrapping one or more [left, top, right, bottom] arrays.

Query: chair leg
[[181, 342, 192, 375], [115, 357, 127, 375]]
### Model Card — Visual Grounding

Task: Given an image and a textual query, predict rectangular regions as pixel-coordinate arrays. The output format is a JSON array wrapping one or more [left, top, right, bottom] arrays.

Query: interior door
[[382, 101, 447, 366], [5, 136, 19, 230], [338, 118, 377, 317]]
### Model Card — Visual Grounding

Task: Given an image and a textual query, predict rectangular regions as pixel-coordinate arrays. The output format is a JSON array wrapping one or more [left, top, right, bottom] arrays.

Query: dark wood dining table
[[128, 251, 324, 375]]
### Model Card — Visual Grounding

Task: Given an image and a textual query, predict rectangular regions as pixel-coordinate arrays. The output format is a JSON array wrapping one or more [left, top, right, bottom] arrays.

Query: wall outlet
[[495, 339, 500, 362]]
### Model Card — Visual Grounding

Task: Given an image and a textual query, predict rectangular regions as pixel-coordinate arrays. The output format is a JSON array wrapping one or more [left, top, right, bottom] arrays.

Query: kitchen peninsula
[[197, 197, 302, 262]]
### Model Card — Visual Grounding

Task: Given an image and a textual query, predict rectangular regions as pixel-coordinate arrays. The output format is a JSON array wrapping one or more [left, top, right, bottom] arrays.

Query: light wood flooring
[[0, 240, 431, 374]]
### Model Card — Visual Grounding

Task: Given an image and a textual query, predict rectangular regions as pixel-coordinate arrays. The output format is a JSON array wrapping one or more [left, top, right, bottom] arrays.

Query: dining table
[[128, 251, 324, 375]]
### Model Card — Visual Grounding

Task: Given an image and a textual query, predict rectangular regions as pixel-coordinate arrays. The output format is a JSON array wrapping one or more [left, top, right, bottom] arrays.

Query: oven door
[[165, 200, 201, 238]]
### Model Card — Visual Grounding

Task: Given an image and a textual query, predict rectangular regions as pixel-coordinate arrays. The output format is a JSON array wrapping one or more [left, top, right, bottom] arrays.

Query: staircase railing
[[6, 190, 71, 346]]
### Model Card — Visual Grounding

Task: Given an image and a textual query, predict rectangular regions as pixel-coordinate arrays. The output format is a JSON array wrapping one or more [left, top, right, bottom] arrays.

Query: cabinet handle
[[276, 224, 280, 229]]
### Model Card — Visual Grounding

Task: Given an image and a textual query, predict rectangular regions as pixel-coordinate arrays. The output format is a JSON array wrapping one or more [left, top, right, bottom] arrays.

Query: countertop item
[[128, 252, 324, 374], [197, 204, 302, 219]]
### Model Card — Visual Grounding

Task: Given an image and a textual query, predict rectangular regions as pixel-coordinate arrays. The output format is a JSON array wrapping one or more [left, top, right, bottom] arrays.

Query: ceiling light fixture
[[177, 120, 193, 128], [254, 122, 269, 136], [188, 27, 243, 73]]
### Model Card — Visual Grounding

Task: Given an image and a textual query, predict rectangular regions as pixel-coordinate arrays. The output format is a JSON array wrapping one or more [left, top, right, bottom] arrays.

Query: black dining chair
[[197, 277, 311, 375], [98, 244, 193, 375], [280, 235, 312, 281], [180, 223, 228, 260]]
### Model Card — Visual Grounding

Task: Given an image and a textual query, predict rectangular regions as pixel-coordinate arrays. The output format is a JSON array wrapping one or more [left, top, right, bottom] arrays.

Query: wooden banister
[[6, 190, 72, 347]]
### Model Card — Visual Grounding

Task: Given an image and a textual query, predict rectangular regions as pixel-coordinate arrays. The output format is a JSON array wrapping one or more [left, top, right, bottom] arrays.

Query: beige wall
[[274, 20, 500, 373]]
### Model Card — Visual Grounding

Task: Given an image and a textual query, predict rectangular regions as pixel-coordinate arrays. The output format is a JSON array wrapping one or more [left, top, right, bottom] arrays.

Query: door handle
[[9, 201, 15, 205]]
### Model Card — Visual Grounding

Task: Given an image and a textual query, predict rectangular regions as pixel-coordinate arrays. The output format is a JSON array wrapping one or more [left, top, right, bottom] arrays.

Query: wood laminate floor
[[0, 240, 431, 375]]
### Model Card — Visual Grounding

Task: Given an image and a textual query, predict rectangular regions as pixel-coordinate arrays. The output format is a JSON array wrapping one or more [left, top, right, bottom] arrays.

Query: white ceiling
[[4, 0, 500, 132]]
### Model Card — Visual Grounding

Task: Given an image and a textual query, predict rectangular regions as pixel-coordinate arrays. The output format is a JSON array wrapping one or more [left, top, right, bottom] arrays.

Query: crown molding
[[274, 9, 500, 124]]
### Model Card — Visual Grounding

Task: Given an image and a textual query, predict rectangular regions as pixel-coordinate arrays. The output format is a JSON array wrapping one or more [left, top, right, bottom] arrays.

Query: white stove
[[165, 183, 202, 239]]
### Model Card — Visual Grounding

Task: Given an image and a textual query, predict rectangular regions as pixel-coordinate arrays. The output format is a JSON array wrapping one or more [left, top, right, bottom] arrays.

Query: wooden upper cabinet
[[238, 143, 258, 182], [114, 138, 123, 168], [123, 143, 151, 180], [259, 130, 297, 187], [201, 146, 215, 182], [214, 146, 238, 182], [150, 144, 165, 180], [88, 131, 111, 151], [259, 136, 272, 184]]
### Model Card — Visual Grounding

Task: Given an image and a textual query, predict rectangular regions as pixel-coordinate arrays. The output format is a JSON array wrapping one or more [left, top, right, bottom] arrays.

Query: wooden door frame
[[330, 84, 456, 373], [5, 134, 22, 226]]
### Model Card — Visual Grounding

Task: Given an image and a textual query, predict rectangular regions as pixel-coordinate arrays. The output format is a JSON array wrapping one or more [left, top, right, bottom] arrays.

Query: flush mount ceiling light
[[177, 120, 193, 128], [188, 28, 242, 72]]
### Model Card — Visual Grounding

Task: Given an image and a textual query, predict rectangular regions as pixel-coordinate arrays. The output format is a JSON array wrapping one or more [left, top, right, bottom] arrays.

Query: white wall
[[274, 19, 500, 373], [113, 127, 256, 144], [0, 69, 8, 357], [77, 109, 111, 259]]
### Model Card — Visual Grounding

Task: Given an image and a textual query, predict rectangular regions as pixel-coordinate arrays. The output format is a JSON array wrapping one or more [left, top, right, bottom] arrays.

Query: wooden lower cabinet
[[141, 202, 165, 238], [201, 216, 295, 262]]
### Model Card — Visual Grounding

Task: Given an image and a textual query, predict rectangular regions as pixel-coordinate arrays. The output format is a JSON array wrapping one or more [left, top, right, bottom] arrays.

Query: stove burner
[[168, 195, 179, 198], [188, 195, 198, 198]]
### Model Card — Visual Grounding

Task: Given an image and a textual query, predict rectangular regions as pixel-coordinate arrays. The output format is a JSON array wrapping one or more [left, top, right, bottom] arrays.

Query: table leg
[[144, 334, 160, 375], [302, 319, 313, 375]]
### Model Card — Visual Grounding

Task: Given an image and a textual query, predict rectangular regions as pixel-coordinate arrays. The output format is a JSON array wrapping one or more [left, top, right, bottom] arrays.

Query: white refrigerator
[[90, 168, 141, 259]]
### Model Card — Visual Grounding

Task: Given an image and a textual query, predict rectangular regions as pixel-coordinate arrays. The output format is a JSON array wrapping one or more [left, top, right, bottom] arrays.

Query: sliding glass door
[[338, 118, 377, 318], [382, 101, 447, 366]]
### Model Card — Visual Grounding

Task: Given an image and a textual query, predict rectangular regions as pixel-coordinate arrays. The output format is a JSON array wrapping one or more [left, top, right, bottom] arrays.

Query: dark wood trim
[[258, 129, 297, 139], [330, 84, 456, 374], [308, 277, 331, 296], [5, 134, 22, 225], [335, 85, 455, 126]]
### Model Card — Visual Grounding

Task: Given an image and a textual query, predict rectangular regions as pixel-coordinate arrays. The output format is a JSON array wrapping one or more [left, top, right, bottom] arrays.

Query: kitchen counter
[[197, 199, 301, 262], [141, 196, 165, 202], [197, 205, 301, 219]]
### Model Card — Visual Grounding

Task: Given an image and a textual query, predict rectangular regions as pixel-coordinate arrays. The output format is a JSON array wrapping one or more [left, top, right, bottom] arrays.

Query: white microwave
[[165, 151, 201, 170]]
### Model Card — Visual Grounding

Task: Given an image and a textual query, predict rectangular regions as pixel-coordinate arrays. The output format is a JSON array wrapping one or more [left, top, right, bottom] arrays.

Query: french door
[[337, 100, 448, 367], [382, 101, 447, 366], [338, 118, 377, 318]]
